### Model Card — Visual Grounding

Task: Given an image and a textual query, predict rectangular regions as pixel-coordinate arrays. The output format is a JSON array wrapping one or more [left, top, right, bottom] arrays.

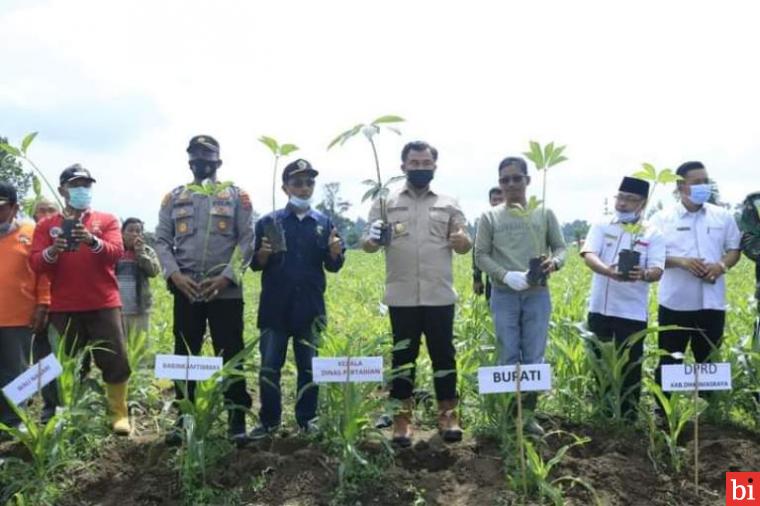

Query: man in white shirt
[[581, 176, 665, 419], [649, 161, 741, 390]]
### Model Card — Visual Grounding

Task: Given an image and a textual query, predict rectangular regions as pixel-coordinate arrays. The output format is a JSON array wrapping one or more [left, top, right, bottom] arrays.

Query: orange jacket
[[0, 221, 51, 327]]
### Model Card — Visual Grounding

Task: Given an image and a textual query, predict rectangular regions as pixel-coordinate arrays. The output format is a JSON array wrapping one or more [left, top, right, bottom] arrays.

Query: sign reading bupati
[[312, 357, 383, 383], [2, 354, 62, 406], [478, 364, 552, 394], [154, 354, 223, 381], [661, 363, 732, 392]]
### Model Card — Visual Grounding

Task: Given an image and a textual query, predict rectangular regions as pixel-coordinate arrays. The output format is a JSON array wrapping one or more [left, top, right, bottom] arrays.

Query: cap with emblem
[[187, 135, 220, 153], [618, 176, 649, 198], [282, 159, 319, 182], [59, 164, 97, 186], [0, 181, 18, 206]]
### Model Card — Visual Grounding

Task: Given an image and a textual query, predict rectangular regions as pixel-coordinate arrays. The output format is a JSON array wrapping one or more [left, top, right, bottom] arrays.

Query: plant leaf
[[385, 126, 403, 136], [0, 143, 21, 157], [371, 115, 405, 124], [362, 187, 380, 203], [21, 132, 38, 154], [547, 155, 568, 167], [279, 143, 299, 156], [361, 179, 378, 186], [258, 136, 279, 154], [544, 141, 555, 163], [383, 175, 406, 187]]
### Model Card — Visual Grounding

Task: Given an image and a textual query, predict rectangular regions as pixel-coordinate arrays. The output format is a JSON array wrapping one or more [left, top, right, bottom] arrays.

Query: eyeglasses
[[287, 178, 316, 188], [499, 175, 526, 185], [614, 194, 644, 203]]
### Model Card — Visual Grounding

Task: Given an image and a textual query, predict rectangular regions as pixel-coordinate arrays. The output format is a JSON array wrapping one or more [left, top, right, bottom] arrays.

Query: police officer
[[155, 135, 254, 444]]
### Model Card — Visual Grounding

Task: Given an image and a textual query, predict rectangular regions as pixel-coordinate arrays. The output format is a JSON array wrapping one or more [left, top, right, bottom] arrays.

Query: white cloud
[[2, 0, 759, 228]]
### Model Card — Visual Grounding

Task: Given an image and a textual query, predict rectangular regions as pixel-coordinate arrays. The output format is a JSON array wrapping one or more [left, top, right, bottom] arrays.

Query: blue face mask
[[615, 210, 639, 224], [289, 195, 312, 210], [68, 186, 92, 210], [687, 184, 712, 206]]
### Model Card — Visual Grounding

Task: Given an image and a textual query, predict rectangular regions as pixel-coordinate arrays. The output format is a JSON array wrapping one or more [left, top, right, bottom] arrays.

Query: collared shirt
[[155, 182, 255, 299], [362, 184, 470, 307], [0, 222, 51, 326], [252, 207, 344, 332], [30, 210, 123, 312], [650, 202, 741, 311], [581, 218, 666, 322], [474, 204, 566, 291]]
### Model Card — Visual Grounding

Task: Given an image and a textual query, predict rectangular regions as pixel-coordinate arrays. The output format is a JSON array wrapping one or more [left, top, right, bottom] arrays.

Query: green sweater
[[474, 205, 567, 290]]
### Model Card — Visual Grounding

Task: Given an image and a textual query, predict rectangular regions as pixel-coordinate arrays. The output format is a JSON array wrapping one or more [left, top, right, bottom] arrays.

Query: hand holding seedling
[[702, 262, 724, 283], [328, 228, 342, 259], [541, 257, 557, 275], [604, 264, 626, 282], [200, 276, 230, 301], [30, 304, 48, 334], [170, 272, 201, 301], [71, 223, 95, 246], [473, 280, 485, 295], [256, 237, 274, 266], [448, 226, 470, 252], [627, 265, 646, 282], [49, 236, 68, 255], [368, 219, 385, 245]]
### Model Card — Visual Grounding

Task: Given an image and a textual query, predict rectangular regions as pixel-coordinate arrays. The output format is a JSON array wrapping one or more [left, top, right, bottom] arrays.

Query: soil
[[5, 415, 757, 506]]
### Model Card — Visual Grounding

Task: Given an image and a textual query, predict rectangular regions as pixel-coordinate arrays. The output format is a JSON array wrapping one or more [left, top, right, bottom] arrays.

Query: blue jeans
[[258, 328, 318, 428], [490, 287, 552, 365]]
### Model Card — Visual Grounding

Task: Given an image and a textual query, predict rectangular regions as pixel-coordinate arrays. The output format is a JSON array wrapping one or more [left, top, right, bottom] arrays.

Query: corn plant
[[503, 431, 601, 506], [174, 339, 256, 491]]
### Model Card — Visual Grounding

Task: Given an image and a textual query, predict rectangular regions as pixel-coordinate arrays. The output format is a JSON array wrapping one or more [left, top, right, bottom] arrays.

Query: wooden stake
[[515, 362, 527, 497], [693, 364, 699, 491]]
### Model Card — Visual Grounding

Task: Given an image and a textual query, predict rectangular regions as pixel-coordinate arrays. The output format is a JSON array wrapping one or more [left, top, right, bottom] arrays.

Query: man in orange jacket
[[0, 182, 50, 430], [30, 165, 132, 435]]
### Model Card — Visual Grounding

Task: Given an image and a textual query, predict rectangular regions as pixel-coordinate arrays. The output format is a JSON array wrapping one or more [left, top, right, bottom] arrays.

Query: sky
[[2, 0, 759, 229]]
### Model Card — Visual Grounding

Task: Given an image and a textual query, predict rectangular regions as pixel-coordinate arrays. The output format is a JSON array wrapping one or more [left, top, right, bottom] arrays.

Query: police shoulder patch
[[161, 192, 172, 208]]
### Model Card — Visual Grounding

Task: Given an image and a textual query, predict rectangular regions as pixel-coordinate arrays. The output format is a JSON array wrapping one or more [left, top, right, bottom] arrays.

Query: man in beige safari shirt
[[362, 141, 471, 447]]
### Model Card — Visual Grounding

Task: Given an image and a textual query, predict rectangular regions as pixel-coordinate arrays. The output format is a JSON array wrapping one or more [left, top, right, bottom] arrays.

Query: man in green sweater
[[474, 156, 566, 435]]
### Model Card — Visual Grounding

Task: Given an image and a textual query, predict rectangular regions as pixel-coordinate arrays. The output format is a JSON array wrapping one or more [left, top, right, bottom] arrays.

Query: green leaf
[[385, 126, 403, 136], [32, 175, 41, 197], [525, 140, 545, 169], [383, 175, 406, 187], [361, 187, 379, 202], [551, 145, 566, 161], [21, 132, 38, 154], [371, 115, 405, 124], [547, 155, 568, 167], [258, 136, 279, 154], [344, 123, 364, 144], [0, 143, 21, 157], [279, 143, 299, 156], [361, 179, 378, 186], [544, 141, 555, 163], [634, 163, 657, 181], [656, 169, 680, 184]]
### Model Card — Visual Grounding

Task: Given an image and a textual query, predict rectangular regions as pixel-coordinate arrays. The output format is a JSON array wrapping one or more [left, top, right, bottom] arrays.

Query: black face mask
[[407, 169, 434, 189], [189, 159, 218, 179]]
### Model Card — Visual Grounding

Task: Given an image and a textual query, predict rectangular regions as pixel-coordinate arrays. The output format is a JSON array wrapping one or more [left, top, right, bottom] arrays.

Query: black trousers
[[172, 293, 251, 410], [389, 305, 457, 401], [587, 312, 647, 417], [655, 305, 725, 388]]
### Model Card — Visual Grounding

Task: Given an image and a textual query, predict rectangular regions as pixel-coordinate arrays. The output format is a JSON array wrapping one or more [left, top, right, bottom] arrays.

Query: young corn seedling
[[327, 115, 406, 246]]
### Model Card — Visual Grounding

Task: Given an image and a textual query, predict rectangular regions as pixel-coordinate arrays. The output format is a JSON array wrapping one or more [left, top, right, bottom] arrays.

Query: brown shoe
[[392, 398, 414, 448], [437, 399, 463, 442]]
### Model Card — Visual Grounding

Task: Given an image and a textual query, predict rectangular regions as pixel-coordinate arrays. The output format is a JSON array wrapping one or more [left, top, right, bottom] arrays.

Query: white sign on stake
[[312, 357, 383, 383], [2, 354, 62, 406], [661, 363, 732, 391], [154, 354, 223, 381], [478, 364, 552, 394]]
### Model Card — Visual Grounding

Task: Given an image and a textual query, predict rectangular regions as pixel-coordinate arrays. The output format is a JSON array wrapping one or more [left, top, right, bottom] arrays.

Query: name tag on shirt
[[676, 226, 691, 231]]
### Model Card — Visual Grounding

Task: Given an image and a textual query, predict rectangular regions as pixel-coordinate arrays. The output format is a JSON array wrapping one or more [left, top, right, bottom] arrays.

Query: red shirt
[[30, 210, 124, 312]]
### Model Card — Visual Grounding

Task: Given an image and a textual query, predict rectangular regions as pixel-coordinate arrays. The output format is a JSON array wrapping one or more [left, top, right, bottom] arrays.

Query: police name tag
[[661, 363, 732, 391], [312, 357, 383, 383], [2, 354, 62, 406], [154, 354, 223, 381], [478, 364, 552, 394]]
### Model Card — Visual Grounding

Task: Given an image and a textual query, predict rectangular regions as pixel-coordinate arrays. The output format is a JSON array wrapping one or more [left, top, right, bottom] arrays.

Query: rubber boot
[[392, 398, 414, 448], [437, 398, 463, 442], [105, 382, 131, 435]]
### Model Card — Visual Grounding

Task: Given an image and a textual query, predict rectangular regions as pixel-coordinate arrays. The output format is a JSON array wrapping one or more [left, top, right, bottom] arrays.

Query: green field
[[1, 249, 759, 505]]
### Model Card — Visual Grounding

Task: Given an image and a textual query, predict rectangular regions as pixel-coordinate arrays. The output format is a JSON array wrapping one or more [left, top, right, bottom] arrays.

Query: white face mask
[[289, 195, 312, 210], [615, 210, 639, 223]]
